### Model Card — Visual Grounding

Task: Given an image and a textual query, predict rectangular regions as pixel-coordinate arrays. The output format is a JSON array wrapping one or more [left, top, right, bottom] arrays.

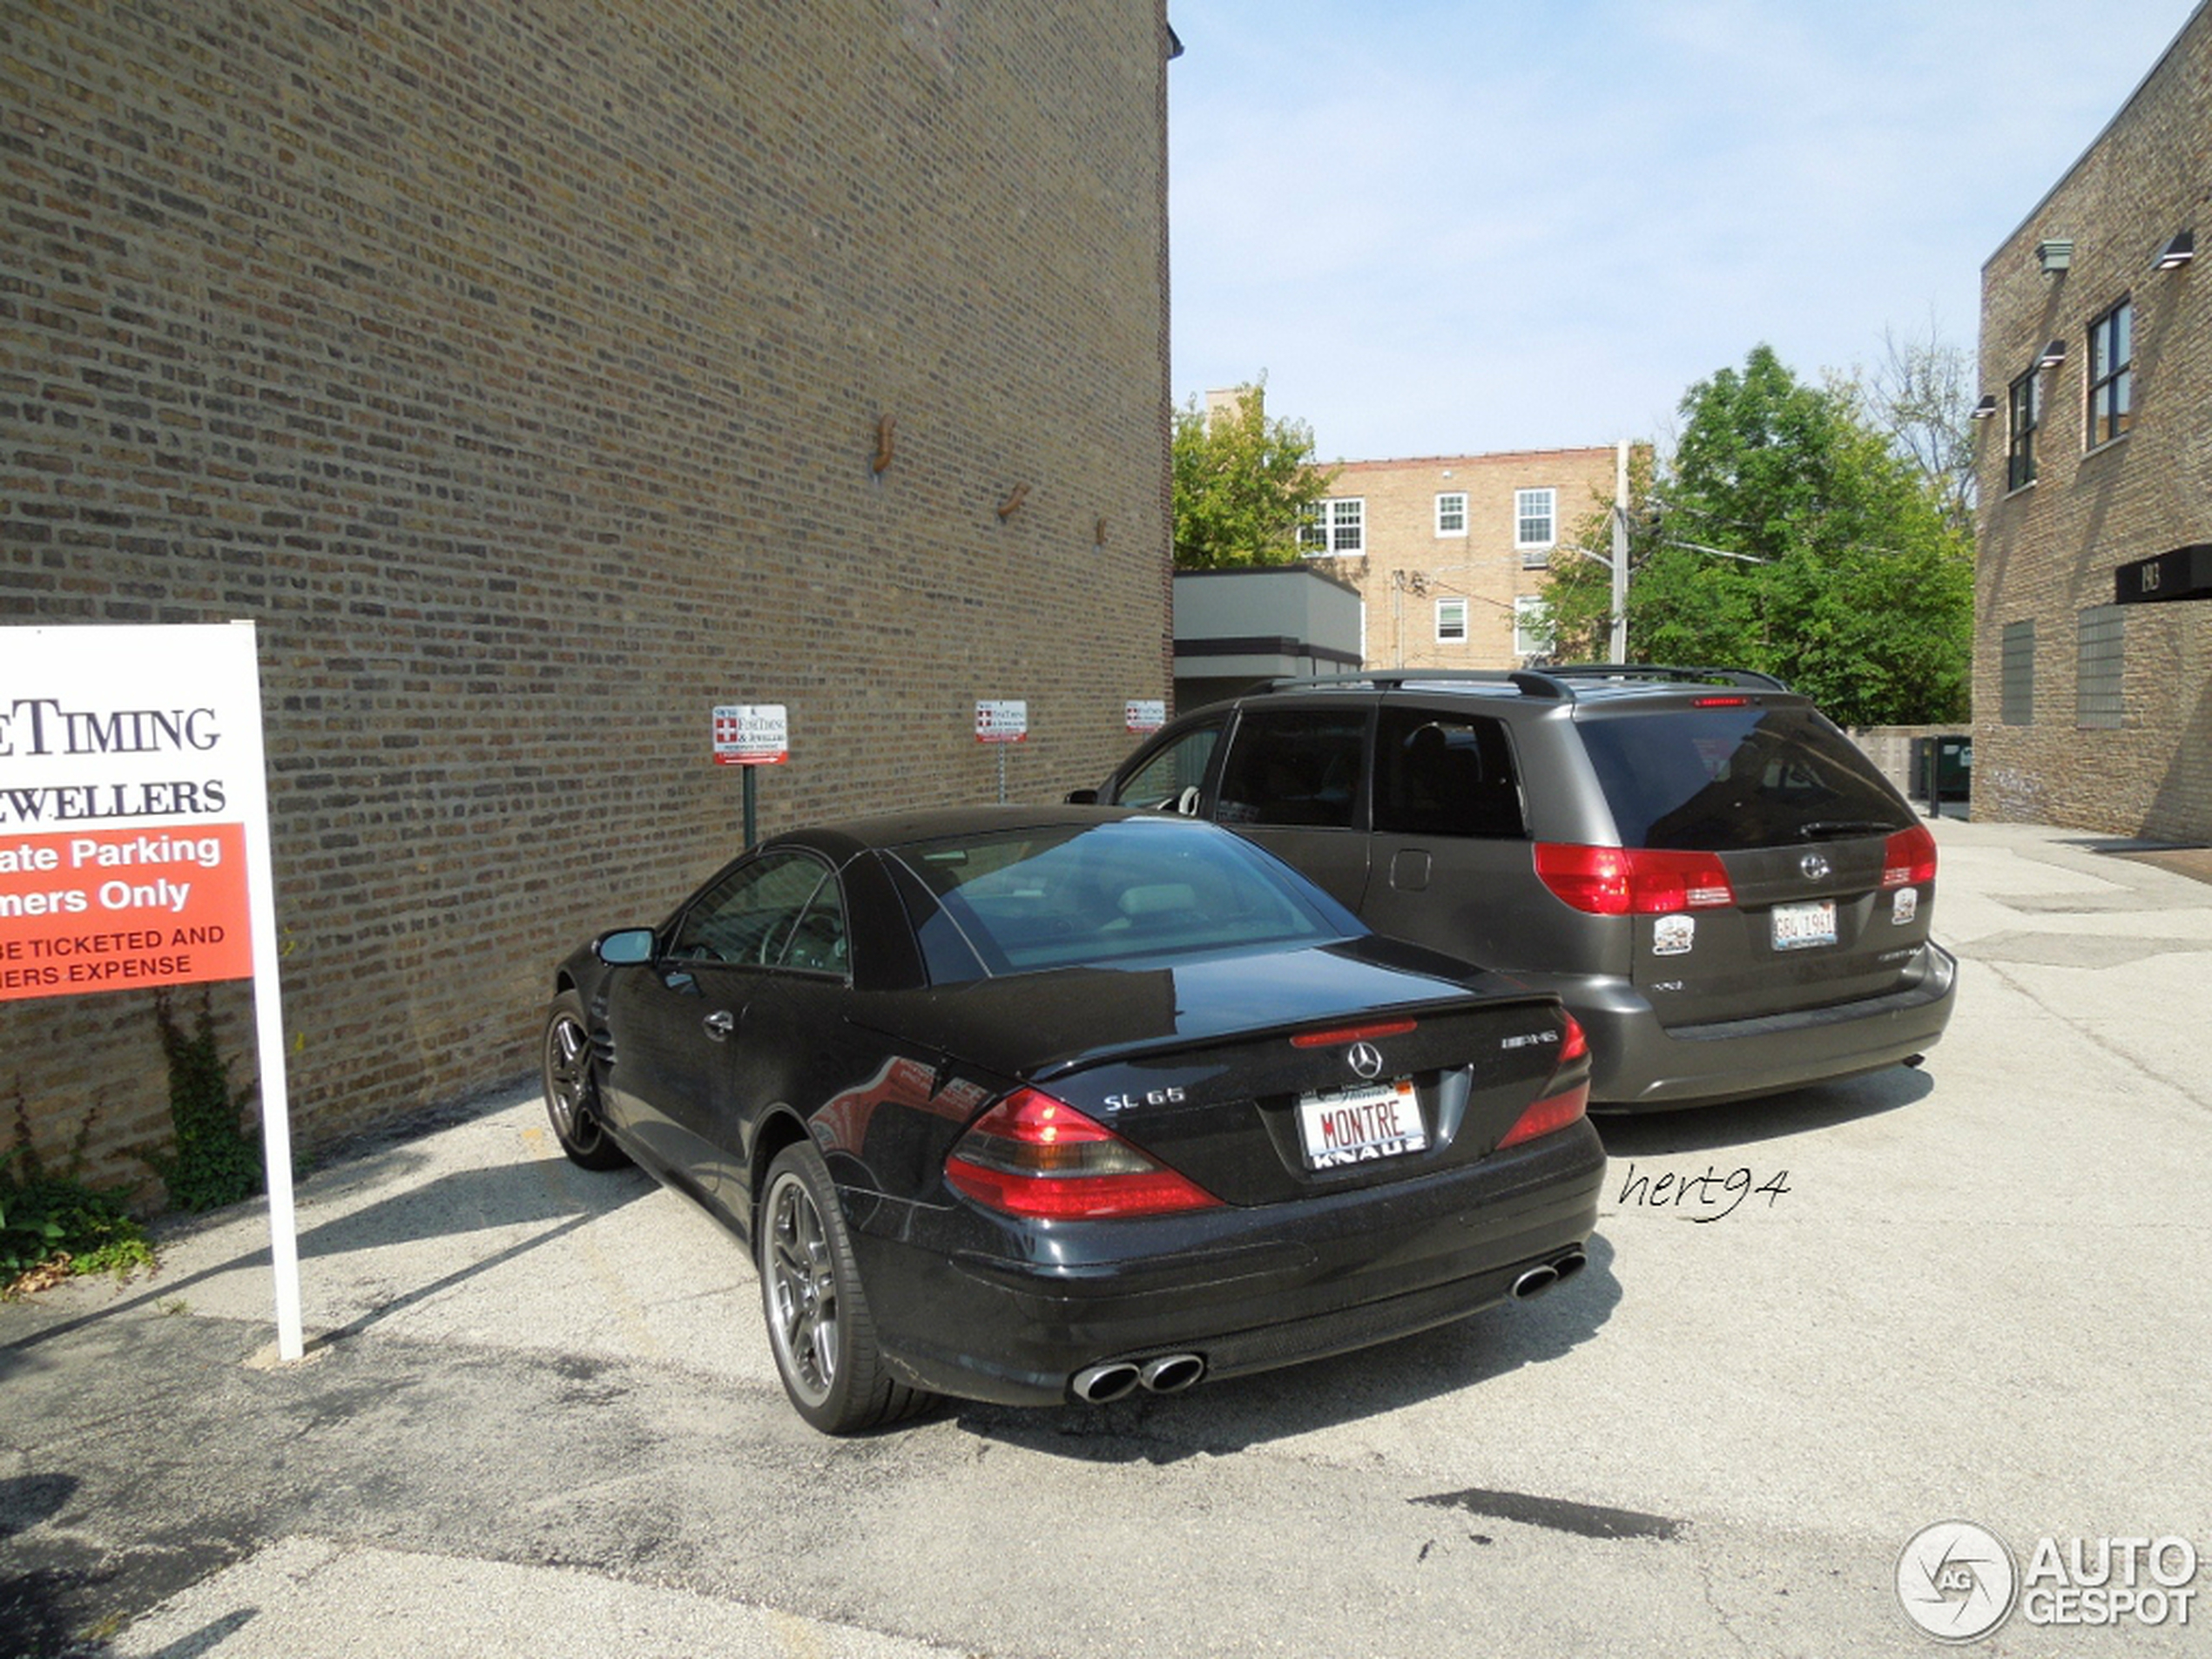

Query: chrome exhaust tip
[[1511, 1264, 1561, 1299], [1070, 1360, 1143, 1405], [1139, 1352, 1206, 1394], [1551, 1248, 1588, 1285]]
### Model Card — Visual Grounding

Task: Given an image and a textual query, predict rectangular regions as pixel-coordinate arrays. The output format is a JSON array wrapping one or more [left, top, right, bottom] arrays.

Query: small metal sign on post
[[712, 704, 789, 847], [974, 699, 1028, 804]]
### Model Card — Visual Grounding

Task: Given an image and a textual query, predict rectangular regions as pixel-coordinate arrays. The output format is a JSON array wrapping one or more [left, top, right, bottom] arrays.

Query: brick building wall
[[1, 0, 1175, 1201], [1973, 1, 2212, 840], [1302, 446, 1621, 671]]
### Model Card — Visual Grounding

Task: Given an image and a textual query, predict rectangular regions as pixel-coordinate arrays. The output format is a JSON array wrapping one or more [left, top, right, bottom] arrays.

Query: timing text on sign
[[0, 700, 220, 757]]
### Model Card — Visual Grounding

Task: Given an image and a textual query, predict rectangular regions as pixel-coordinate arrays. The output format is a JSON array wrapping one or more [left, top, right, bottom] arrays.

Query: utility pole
[[1609, 439, 1629, 664]]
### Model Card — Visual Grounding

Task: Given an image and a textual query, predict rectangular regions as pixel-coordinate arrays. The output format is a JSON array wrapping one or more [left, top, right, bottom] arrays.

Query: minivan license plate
[[1771, 900, 1838, 950], [1296, 1078, 1425, 1170]]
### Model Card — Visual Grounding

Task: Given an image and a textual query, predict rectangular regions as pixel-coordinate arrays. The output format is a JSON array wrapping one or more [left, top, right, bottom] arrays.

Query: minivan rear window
[[1579, 707, 1912, 851]]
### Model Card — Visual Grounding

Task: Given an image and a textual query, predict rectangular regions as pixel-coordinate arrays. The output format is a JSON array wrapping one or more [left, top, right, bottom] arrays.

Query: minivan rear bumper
[[1561, 941, 1959, 1109]]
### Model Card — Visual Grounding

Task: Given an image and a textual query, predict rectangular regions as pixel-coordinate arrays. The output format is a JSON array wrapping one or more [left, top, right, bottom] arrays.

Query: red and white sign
[[2, 631, 269, 1002], [974, 700, 1028, 744], [2, 623, 304, 1359], [712, 704, 789, 766], [1125, 698, 1167, 734]]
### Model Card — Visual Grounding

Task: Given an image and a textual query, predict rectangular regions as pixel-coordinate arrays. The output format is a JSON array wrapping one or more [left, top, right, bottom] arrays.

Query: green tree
[[1544, 345, 1973, 725], [1170, 378, 1336, 570]]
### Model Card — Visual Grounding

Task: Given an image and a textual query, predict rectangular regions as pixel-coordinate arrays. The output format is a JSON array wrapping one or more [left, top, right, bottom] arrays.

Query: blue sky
[[1167, 0, 2201, 461]]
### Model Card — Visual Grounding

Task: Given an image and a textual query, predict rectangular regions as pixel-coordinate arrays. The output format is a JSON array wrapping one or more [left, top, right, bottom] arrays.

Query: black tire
[[759, 1142, 934, 1434], [541, 990, 631, 1171]]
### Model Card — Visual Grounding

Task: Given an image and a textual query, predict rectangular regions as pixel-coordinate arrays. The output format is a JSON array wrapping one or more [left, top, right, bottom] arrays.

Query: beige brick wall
[[1305, 447, 1620, 671], [1973, 3, 2212, 840], [0, 0, 1174, 1202]]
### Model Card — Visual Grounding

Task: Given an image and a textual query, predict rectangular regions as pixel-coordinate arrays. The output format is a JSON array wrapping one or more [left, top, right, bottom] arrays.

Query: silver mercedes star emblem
[[1347, 1041, 1385, 1080], [1800, 852, 1831, 881]]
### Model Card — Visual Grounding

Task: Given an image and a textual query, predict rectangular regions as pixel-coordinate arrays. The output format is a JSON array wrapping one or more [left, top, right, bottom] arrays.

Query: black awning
[[2115, 544, 2212, 604]]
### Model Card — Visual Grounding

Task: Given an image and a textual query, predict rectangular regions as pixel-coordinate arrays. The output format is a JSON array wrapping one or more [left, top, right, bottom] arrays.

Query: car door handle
[[703, 1008, 736, 1041]]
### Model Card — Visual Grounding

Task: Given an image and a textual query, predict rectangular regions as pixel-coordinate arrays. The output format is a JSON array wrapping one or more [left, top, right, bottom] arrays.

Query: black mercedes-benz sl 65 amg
[[541, 806, 1604, 1433]]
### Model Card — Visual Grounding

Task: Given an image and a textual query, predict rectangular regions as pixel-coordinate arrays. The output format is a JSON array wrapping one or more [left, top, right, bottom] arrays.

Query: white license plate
[[1771, 899, 1838, 951], [1295, 1078, 1426, 1170]]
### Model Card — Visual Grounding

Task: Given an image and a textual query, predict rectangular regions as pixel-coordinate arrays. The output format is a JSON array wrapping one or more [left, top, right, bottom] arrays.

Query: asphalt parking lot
[[3, 815, 2209, 1658]]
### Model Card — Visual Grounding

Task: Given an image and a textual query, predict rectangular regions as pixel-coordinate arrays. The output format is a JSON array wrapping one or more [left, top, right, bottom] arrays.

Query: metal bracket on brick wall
[[996, 482, 1028, 520]]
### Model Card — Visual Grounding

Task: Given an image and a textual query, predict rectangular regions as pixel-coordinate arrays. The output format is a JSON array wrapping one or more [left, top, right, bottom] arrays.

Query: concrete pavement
[[3, 816, 2209, 1657]]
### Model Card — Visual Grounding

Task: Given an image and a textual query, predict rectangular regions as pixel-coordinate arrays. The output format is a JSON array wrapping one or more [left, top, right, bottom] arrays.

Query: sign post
[[974, 699, 1028, 803], [712, 704, 790, 846], [0, 622, 302, 1359]]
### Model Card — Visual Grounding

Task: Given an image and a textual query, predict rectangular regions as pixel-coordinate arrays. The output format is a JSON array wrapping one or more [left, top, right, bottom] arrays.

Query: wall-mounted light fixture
[[2036, 339, 2067, 371], [1970, 395, 1999, 420], [2038, 239, 2074, 273], [2154, 229, 2195, 271]]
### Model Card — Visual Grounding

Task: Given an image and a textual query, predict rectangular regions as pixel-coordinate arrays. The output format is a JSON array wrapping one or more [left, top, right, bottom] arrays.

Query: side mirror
[[595, 927, 657, 966], [1063, 787, 1101, 806]]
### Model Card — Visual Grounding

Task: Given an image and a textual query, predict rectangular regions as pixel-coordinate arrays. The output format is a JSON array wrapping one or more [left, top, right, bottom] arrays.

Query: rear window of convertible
[[883, 819, 1356, 981], [1579, 706, 1912, 852]]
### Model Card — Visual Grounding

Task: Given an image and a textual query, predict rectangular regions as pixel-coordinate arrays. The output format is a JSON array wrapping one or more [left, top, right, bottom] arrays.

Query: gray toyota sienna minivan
[[1080, 666, 1956, 1109]]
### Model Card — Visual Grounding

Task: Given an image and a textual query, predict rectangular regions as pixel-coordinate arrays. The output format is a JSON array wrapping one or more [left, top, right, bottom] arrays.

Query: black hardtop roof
[[769, 802, 1157, 862]]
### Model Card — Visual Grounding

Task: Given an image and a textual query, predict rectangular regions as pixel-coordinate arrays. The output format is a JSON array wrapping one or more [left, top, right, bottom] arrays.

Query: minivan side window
[[1112, 720, 1224, 812], [1215, 709, 1366, 829], [1372, 707, 1526, 838]]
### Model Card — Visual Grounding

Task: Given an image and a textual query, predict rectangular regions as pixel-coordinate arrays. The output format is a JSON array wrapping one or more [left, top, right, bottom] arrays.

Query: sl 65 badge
[[1103, 1087, 1185, 1111]]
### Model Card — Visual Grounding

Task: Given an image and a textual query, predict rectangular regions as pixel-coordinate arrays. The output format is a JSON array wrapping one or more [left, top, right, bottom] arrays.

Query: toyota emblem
[[1347, 1041, 1385, 1080], [1800, 852, 1831, 881]]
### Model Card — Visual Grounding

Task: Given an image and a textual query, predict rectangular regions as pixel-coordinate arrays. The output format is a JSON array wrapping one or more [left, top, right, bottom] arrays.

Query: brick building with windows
[[1974, 0, 2212, 840], [1, 2, 1177, 1195], [1296, 446, 1622, 671]]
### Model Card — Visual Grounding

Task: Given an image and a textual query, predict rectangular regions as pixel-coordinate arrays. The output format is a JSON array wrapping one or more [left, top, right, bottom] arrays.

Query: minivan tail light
[[1534, 844, 1736, 915], [1881, 824, 1938, 889], [944, 1088, 1223, 1219]]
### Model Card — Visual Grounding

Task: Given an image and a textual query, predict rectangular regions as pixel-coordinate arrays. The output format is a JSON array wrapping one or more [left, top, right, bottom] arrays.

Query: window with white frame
[[1435, 492, 1467, 536], [1435, 597, 1468, 644], [1300, 497, 1365, 556], [1513, 595, 1551, 658], [1514, 488, 1556, 550]]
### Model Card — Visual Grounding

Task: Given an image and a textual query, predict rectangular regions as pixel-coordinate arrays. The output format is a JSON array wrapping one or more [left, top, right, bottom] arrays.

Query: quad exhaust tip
[[1513, 1249, 1588, 1299], [1069, 1352, 1207, 1405]]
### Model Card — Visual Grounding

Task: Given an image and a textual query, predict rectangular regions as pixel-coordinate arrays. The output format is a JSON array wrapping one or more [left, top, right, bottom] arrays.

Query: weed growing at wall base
[[150, 988, 262, 1212]]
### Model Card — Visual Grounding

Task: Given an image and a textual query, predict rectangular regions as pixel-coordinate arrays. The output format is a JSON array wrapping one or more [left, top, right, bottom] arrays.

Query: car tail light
[[944, 1088, 1223, 1219], [1290, 1018, 1418, 1049], [1498, 1083, 1589, 1149], [1881, 824, 1938, 889], [1499, 1012, 1590, 1149], [1558, 1012, 1588, 1062], [1534, 843, 1736, 915]]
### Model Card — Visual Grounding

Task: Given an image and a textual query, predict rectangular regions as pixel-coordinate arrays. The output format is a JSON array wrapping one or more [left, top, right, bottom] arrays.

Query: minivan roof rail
[[1241, 664, 1791, 701], [1245, 669, 1573, 698], [1542, 663, 1793, 691]]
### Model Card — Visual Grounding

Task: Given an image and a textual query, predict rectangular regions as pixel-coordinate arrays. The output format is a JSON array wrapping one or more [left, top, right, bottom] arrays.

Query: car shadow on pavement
[[952, 1231, 1622, 1463], [1592, 1062, 1934, 1158]]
